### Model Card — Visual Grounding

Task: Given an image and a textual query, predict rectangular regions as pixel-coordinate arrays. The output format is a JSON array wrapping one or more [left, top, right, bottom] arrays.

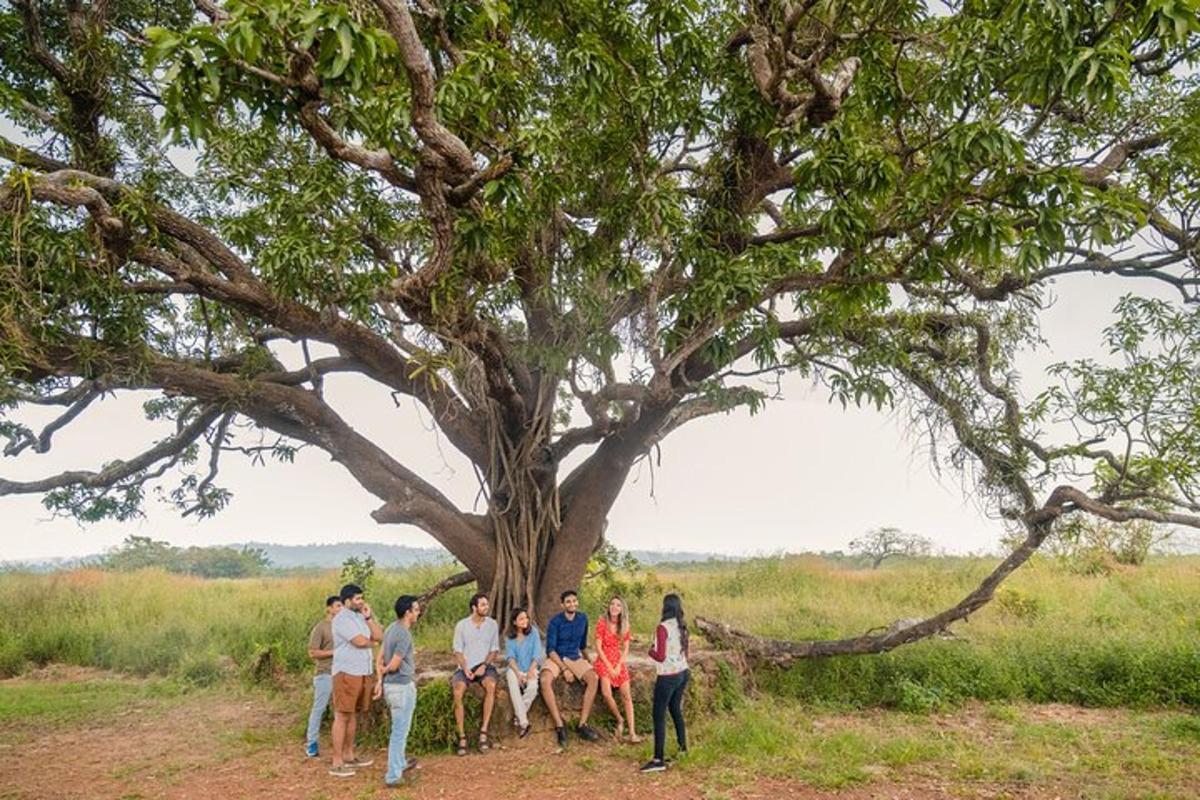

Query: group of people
[[305, 584, 692, 787]]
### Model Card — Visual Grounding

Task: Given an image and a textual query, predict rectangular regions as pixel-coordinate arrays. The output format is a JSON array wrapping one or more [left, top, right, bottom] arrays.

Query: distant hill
[[244, 543, 740, 569], [627, 550, 741, 565], [2, 540, 744, 572], [240, 541, 451, 569], [0, 555, 101, 573]]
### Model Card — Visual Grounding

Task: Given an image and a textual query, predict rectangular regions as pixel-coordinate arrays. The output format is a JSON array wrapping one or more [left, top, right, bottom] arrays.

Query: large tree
[[3, 0, 1200, 635]]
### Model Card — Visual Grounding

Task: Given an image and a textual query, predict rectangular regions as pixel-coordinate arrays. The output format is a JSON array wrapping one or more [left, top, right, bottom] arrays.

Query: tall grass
[[2, 555, 1197, 708]]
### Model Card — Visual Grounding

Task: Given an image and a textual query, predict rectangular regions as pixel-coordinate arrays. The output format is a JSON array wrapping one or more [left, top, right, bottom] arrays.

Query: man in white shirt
[[329, 582, 383, 777], [450, 592, 500, 754]]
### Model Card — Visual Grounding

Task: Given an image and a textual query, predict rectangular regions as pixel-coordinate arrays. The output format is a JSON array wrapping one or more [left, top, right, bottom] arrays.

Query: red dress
[[593, 618, 631, 688]]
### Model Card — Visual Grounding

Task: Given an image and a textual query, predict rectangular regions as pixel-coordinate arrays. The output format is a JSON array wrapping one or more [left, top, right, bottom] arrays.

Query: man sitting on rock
[[451, 592, 501, 755], [541, 589, 601, 748]]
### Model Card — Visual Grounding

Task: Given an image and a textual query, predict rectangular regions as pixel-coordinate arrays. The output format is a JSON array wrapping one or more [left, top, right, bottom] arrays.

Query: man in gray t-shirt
[[374, 595, 421, 786], [450, 593, 500, 754]]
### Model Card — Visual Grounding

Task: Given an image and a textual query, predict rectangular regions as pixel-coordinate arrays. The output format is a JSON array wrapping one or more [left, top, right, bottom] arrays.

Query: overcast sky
[[1, 265, 1171, 562]]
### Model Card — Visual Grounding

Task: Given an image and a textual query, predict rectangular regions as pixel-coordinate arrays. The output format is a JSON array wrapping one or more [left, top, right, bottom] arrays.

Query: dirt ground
[[0, 671, 1187, 800]]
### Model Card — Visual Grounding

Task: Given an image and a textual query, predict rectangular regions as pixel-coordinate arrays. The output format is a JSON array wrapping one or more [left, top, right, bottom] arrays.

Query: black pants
[[652, 669, 689, 761]]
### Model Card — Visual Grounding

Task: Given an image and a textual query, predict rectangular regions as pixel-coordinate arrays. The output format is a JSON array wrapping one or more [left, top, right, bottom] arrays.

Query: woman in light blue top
[[504, 607, 544, 738]]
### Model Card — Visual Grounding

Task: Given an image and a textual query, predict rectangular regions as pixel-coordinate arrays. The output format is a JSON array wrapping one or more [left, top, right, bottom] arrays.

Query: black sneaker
[[639, 759, 666, 773], [576, 723, 600, 742], [555, 726, 567, 748]]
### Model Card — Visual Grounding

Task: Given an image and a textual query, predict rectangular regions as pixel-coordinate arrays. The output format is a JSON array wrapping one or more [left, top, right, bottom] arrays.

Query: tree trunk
[[401, 395, 666, 628], [478, 384, 564, 628], [487, 480, 560, 629]]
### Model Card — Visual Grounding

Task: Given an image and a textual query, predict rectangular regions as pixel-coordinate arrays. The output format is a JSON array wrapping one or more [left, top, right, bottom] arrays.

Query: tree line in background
[[93, 520, 1187, 584], [846, 519, 1184, 575], [98, 534, 270, 578]]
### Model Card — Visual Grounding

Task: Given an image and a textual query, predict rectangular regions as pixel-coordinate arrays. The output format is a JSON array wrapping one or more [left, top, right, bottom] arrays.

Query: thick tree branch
[[0, 407, 222, 496], [0, 136, 71, 172], [417, 569, 474, 607], [297, 101, 418, 192], [13, 169, 491, 466], [371, 0, 476, 179]]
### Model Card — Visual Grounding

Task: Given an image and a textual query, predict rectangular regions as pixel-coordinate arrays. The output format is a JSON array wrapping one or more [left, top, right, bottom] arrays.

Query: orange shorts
[[332, 672, 372, 713]]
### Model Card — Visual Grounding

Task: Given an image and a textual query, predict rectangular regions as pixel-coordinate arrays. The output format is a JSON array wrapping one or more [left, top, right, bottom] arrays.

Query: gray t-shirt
[[452, 615, 500, 670], [381, 622, 415, 685], [332, 608, 374, 676]]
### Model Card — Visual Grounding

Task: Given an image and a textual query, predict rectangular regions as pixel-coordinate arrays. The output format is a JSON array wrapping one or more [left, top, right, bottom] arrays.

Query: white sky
[[0, 268, 1172, 562]]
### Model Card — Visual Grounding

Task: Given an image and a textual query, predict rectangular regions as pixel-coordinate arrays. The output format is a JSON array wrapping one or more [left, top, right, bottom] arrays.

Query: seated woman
[[594, 595, 642, 742], [504, 607, 544, 738]]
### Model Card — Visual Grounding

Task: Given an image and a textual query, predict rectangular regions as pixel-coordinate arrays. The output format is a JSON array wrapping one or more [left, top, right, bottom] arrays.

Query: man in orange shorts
[[329, 582, 383, 777]]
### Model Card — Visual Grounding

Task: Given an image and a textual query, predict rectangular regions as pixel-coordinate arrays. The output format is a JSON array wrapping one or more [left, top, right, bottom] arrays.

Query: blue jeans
[[306, 674, 332, 746], [384, 682, 418, 784]]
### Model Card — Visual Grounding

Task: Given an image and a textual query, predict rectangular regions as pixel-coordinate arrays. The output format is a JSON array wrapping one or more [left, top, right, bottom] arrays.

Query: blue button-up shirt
[[546, 611, 588, 660]]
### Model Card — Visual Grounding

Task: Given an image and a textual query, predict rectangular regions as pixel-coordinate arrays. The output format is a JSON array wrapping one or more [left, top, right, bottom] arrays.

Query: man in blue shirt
[[540, 589, 600, 747]]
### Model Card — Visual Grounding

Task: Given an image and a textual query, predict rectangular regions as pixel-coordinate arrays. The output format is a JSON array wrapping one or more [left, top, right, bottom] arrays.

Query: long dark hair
[[507, 606, 532, 640], [660, 593, 688, 656]]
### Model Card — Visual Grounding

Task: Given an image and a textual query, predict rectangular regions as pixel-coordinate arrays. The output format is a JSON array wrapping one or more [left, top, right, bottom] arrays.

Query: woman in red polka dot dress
[[594, 595, 642, 742]]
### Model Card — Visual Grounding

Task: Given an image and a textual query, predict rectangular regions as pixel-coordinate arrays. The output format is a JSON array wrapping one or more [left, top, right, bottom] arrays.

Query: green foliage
[[583, 541, 653, 603], [1008, 516, 1176, 575], [994, 587, 1044, 621], [100, 535, 270, 578], [178, 651, 226, 688], [338, 553, 376, 595], [358, 679, 470, 753]]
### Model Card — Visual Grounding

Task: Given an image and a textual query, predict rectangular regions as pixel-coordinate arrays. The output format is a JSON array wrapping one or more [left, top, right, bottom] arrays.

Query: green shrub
[[357, 680, 475, 753], [179, 652, 224, 687], [994, 588, 1043, 620]]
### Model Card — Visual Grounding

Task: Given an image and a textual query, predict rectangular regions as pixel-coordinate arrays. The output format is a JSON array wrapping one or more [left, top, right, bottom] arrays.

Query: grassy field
[[1, 554, 1198, 710]]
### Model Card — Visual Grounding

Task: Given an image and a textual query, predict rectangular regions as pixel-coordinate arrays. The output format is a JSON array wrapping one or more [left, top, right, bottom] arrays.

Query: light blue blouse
[[505, 626, 545, 672]]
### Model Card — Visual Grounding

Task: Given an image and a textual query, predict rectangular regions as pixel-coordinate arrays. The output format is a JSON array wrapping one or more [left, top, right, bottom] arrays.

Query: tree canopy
[[849, 527, 932, 569], [3, 0, 1200, 633]]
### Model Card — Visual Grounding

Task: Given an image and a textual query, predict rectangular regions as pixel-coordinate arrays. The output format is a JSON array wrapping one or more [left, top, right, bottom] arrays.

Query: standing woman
[[640, 593, 689, 773], [594, 596, 643, 742], [504, 607, 543, 738]]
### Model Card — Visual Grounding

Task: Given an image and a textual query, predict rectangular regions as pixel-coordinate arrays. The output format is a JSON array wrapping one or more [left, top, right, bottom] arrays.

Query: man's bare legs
[[540, 668, 564, 727], [331, 710, 355, 767], [481, 676, 496, 734], [452, 679, 468, 739]]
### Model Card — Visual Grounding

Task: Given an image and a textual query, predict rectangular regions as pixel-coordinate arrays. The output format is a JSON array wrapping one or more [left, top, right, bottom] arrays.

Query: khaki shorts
[[332, 672, 372, 713], [543, 657, 593, 681]]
